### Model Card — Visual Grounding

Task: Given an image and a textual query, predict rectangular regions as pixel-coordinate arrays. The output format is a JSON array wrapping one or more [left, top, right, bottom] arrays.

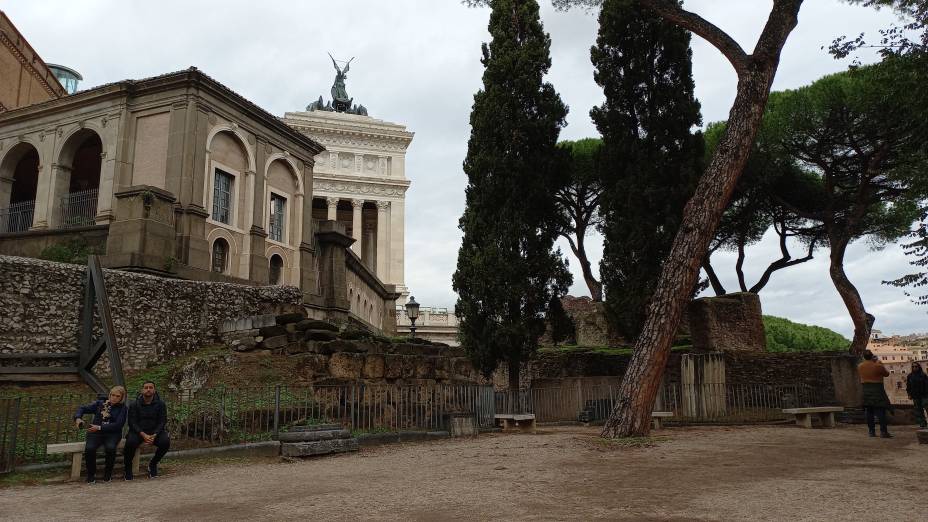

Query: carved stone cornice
[[314, 177, 409, 199]]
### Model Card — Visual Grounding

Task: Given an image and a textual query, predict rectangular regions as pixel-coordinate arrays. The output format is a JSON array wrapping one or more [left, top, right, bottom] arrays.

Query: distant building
[[396, 306, 460, 346], [868, 338, 920, 404], [0, 11, 66, 112]]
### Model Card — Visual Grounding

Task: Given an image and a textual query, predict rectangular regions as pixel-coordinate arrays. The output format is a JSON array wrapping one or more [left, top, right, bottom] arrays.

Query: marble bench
[[782, 407, 844, 429]]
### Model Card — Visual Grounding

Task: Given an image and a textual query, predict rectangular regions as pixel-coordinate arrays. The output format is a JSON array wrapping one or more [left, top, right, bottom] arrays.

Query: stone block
[[295, 319, 339, 332], [304, 329, 338, 342], [259, 325, 287, 338], [262, 334, 289, 350], [451, 357, 475, 381], [287, 423, 343, 432], [384, 354, 416, 379], [363, 354, 385, 379], [276, 312, 305, 325], [415, 357, 436, 379], [689, 292, 766, 352], [433, 358, 452, 380], [329, 352, 364, 379], [280, 438, 359, 457], [230, 338, 257, 352], [294, 353, 328, 375], [278, 429, 351, 442]]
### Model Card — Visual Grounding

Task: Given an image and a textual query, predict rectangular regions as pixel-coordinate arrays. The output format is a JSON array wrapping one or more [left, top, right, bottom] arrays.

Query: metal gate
[[0, 397, 21, 474]]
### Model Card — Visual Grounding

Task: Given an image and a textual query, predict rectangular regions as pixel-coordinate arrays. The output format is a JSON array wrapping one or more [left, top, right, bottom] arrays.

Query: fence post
[[273, 385, 281, 440]]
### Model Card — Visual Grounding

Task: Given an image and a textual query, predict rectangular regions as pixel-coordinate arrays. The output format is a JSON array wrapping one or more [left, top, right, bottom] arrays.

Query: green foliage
[[553, 139, 605, 300], [547, 296, 576, 346], [591, 0, 704, 340], [762, 315, 850, 353], [766, 56, 928, 254], [453, 0, 571, 384], [38, 238, 98, 265]]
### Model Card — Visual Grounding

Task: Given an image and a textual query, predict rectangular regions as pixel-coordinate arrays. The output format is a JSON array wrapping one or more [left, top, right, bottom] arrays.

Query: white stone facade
[[284, 110, 412, 300]]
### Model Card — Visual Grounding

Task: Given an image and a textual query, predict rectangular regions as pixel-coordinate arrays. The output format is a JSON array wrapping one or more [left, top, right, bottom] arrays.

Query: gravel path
[[1, 424, 924, 521]]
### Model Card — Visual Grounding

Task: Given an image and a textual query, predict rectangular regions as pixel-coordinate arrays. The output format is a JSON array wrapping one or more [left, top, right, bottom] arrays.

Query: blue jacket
[[74, 400, 127, 435]]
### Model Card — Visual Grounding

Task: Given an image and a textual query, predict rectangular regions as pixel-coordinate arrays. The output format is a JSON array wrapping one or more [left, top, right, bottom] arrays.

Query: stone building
[[284, 109, 412, 301], [0, 68, 399, 332], [0, 10, 66, 112]]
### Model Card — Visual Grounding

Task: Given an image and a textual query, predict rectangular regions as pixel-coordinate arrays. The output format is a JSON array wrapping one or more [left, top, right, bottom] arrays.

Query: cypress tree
[[453, 0, 571, 397], [591, 0, 704, 341]]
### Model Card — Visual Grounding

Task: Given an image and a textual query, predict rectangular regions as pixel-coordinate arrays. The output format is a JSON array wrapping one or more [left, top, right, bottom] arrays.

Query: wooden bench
[[494, 414, 536, 433], [47, 439, 140, 480], [651, 411, 673, 430], [782, 407, 844, 429]]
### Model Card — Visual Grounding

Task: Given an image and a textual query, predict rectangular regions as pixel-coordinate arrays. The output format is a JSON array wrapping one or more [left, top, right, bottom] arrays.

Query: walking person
[[858, 350, 893, 438], [73, 385, 128, 483], [906, 362, 928, 429], [123, 381, 170, 480]]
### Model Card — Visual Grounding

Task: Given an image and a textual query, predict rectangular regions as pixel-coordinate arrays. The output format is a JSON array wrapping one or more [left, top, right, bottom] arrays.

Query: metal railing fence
[[496, 381, 830, 425], [59, 188, 98, 229], [0, 199, 35, 233], [1, 383, 495, 467], [0, 398, 20, 474]]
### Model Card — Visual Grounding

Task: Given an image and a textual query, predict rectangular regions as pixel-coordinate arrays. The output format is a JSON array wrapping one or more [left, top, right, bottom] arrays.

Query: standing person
[[858, 350, 893, 438], [123, 381, 170, 480], [906, 362, 928, 429], [73, 385, 128, 483]]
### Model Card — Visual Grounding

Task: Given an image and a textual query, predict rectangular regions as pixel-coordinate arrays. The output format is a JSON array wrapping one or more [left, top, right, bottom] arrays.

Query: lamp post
[[405, 295, 420, 340]]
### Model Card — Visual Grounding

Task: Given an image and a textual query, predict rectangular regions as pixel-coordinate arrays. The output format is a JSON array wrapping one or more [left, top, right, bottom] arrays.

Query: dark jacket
[[73, 400, 127, 435], [907, 370, 928, 400], [128, 392, 167, 435]]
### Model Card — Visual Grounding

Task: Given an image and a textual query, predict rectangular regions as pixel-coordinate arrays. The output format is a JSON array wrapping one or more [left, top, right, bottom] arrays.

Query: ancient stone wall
[[689, 292, 766, 352], [0, 255, 302, 369], [509, 349, 858, 405]]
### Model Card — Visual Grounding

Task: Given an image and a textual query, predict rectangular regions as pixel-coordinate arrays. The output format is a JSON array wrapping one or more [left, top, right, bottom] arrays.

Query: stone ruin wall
[[0, 255, 302, 370]]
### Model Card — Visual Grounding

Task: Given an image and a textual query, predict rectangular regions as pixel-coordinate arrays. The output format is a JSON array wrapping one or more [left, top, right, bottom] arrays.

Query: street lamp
[[405, 295, 420, 339]]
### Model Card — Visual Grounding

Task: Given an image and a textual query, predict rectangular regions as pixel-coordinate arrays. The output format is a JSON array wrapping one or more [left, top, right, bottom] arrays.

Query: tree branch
[[640, 0, 749, 73], [702, 256, 727, 296]]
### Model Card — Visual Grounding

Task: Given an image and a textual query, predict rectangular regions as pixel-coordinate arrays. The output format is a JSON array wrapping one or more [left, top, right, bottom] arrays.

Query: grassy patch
[[538, 345, 633, 356], [0, 467, 69, 488]]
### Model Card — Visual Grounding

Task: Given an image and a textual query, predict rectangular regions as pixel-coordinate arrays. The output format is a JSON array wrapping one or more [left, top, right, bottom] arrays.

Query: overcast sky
[[4, 0, 923, 337]]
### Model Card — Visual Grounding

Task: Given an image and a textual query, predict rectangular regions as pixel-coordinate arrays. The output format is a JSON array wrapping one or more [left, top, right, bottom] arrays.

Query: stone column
[[375, 200, 390, 280], [363, 223, 376, 269], [326, 196, 338, 221], [351, 199, 364, 256], [37, 163, 71, 229], [0, 177, 13, 209]]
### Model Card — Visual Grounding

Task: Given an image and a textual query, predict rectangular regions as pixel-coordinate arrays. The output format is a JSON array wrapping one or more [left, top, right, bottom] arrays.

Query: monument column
[[375, 200, 390, 280], [326, 196, 339, 221], [351, 199, 364, 256]]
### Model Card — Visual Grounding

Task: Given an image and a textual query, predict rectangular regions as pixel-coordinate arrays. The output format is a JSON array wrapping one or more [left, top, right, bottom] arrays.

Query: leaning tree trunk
[[602, 0, 804, 438], [828, 236, 871, 356], [574, 233, 603, 302]]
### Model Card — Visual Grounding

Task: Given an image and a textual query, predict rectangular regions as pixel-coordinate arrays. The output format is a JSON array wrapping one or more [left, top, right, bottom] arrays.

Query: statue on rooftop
[[306, 53, 369, 116]]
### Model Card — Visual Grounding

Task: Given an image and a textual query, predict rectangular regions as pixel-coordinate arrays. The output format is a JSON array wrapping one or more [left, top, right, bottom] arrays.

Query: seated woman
[[73, 385, 128, 483]]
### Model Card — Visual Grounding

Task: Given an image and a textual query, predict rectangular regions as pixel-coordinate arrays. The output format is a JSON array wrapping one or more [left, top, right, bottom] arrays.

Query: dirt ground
[[0, 424, 925, 521]]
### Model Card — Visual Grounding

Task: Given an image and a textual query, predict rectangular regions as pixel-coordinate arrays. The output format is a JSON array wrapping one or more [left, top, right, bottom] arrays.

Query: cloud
[[3, 0, 919, 335]]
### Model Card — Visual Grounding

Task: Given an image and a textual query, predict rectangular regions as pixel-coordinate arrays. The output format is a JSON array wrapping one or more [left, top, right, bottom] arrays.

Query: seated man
[[123, 381, 170, 479]]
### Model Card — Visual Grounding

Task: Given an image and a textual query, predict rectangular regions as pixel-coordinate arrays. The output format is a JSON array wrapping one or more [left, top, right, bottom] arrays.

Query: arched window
[[212, 238, 229, 273], [269, 254, 283, 285]]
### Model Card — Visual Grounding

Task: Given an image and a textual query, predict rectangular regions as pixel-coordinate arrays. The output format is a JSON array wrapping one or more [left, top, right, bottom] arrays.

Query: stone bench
[[495, 413, 536, 433], [651, 411, 673, 430], [47, 439, 140, 480], [782, 407, 844, 429]]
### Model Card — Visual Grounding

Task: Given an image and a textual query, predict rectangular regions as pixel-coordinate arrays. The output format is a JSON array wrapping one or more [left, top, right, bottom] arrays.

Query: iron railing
[[59, 188, 98, 229], [0, 199, 35, 233], [0, 398, 20, 474], [1, 383, 495, 467], [496, 381, 831, 425]]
